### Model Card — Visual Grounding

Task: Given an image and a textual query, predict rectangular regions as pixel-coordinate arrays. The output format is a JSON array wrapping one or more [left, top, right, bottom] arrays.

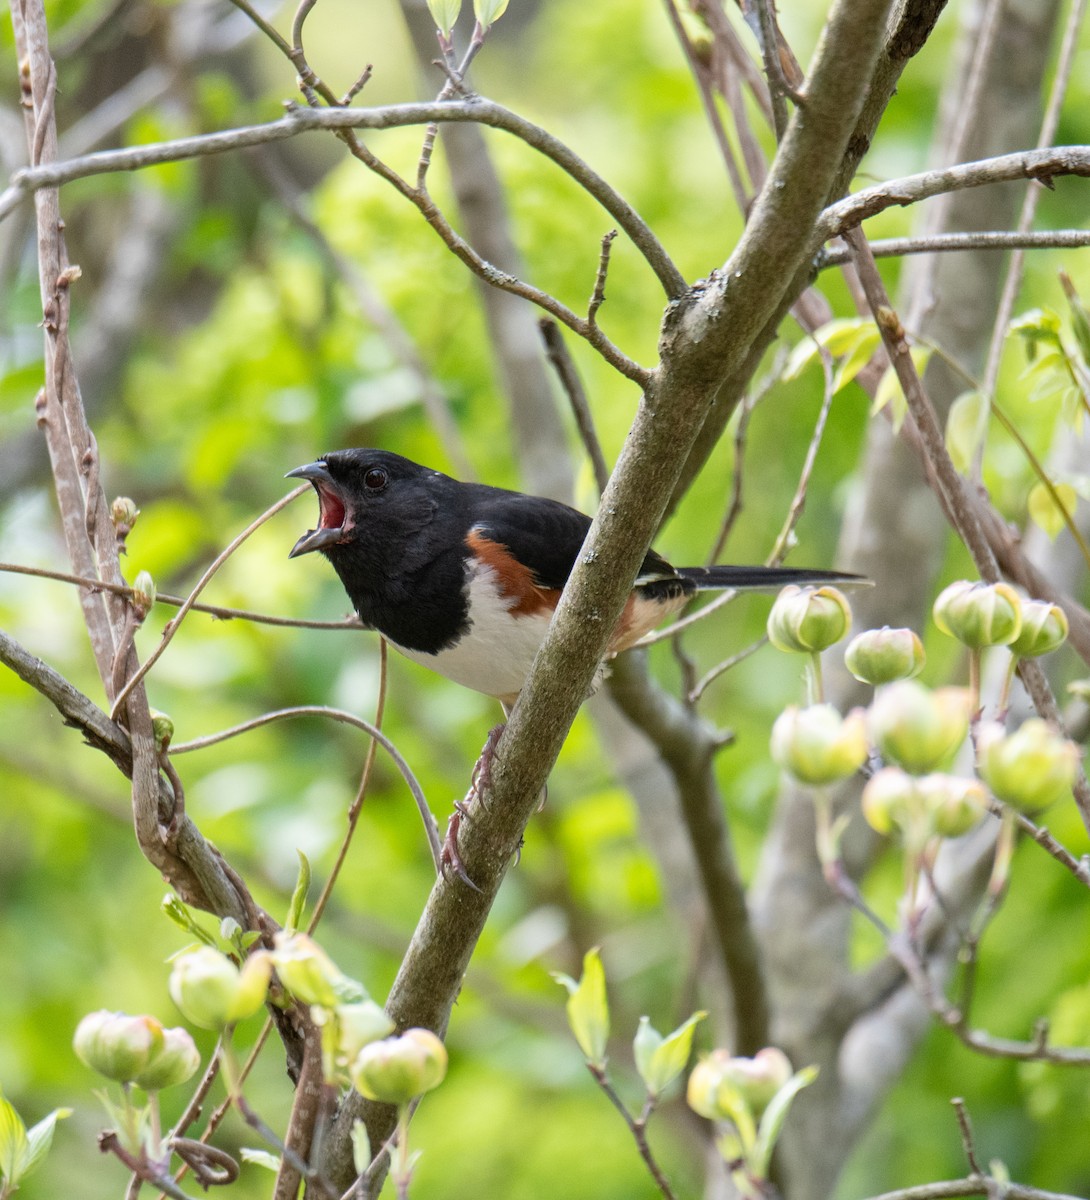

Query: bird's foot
[[440, 724, 507, 889]]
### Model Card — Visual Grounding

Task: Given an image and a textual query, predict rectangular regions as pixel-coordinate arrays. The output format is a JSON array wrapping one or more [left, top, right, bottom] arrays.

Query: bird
[[286, 448, 860, 707]]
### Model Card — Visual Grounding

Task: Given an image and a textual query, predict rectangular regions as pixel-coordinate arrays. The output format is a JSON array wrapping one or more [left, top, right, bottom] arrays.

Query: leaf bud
[[132, 570, 156, 618], [860, 766, 918, 836], [868, 682, 971, 774], [131, 1025, 201, 1091], [686, 1047, 793, 1122], [73, 1011, 164, 1083], [977, 719, 1080, 812], [770, 704, 867, 787], [168, 946, 271, 1030], [1008, 600, 1068, 659], [844, 627, 925, 684], [350, 1029, 448, 1105], [933, 581, 1022, 649], [918, 774, 987, 839], [271, 931, 360, 1009], [316, 1002, 396, 1084], [767, 585, 852, 654]]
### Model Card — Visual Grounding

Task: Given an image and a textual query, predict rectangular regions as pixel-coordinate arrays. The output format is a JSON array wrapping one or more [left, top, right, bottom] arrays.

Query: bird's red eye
[[364, 467, 388, 491]]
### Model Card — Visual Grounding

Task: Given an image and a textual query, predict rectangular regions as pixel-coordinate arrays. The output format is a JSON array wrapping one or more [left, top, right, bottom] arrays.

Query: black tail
[[677, 565, 868, 592]]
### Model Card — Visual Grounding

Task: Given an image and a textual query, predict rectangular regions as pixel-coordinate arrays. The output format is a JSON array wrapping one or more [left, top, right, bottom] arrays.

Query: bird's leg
[[440, 718, 507, 888]]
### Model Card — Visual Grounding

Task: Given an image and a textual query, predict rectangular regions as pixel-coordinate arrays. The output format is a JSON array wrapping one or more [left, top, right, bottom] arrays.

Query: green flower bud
[[350, 1029, 448, 1105], [918, 774, 987, 839], [868, 682, 971, 774], [73, 1011, 163, 1083], [150, 709, 174, 752], [767, 585, 852, 654], [933, 581, 1022, 649], [686, 1047, 793, 1122], [169, 946, 271, 1030], [770, 705, 867, 786], [110, 496, 140, 535], [860, 766, 918, 836], [844, 627, 925, 685], [131, 1025, 201, 1091], [132, 570, 156, 615], [271, 932, 355, 1009], [316, 1002, 396, 1083], [978, 719, 1080, 812], [1009, 600, 1068, 659]]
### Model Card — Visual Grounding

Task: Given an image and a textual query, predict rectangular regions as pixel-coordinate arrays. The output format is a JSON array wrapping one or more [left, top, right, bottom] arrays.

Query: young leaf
[[832, 327, 882, 394], [286, 850, 311, 934], [0, 1092, 29, 1187], [351, 1119, 371, 1176], [945, 390, 988, 474], [240, 1148, 281, 1172], [161, 894, 217, 947], [634, 1012, 706, 1098], [552, 948, 610, 1067], [22, 1107, 71, 1179], [474, 0, 510, 27], [1028, 481, 1077, 541], [871, 348, 931, 433], [751, 1066, 819, 1177], [427, 0, 462, 35]]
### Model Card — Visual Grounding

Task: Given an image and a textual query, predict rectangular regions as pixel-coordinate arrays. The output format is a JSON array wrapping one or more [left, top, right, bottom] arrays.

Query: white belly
[[390, 561, 553, 704]]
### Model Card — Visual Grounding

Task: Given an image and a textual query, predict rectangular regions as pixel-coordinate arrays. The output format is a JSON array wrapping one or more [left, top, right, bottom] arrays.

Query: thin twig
[[767, 339, 836, 564], [0, 559, 364, 630], [661, 0, 751, 210], [4, 99, 686, 307], [707, 387, 759, 564], [110, 486, 310, 718], [586, 1064, 678, 1200], [952, 1091, 982, 1170], [977, 0, 1089, 479], [308, 640, 389, 932], [688, 636, 768, 703], [171, 705, 442, 873], [538, 319, 610, 494], [816, 229, 1090, 268], [817, 147, 1090, 243], [588, 229, 617, 328]]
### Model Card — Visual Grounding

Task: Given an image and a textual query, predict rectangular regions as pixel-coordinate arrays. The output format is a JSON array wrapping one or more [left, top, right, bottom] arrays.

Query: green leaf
[[832, 328, 882, 394], [816, 318, 875, 357], [752, 1066, 818, 1177], [161, 894, 217, 947], [351, 1120, 371, 1176], [945, 390, 988, 474], [783, 338, 820, 381], [473, 0, 509, 26], [427, 0, 462, 34], [22, 1108, 71, 1179], [552, 948, 610, 1067], [634, 1012, 706, 1098], [1028, 481, 1077, 540], [0, 1092, 29, 1186], [286, 850, 311, 935], [871, 348, 930, 433], [240, 1148, 281, 1172], [1062, 279, 1090, 365], [632, 1018, 662, 1086]]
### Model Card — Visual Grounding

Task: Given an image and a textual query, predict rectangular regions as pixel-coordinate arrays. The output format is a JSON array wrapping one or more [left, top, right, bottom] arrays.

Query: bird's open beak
[[286, 461, 349, 557]]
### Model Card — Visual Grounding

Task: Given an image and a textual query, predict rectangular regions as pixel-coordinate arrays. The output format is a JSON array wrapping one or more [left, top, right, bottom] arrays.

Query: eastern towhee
[[287, 448, 859, 707]]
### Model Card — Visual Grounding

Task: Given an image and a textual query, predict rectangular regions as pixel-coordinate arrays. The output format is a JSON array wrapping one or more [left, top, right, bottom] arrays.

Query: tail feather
[[676, 565, 868, 592]]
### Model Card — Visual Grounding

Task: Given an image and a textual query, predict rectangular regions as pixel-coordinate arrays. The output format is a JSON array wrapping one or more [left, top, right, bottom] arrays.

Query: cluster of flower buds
[[73, 1011, 199, 1091], [766, 580, 1080, 870], [687, 1046, 816, 1187]]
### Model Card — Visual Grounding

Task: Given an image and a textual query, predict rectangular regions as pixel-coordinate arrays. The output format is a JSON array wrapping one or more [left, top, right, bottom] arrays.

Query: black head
[[286, 449, 447, 560]]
